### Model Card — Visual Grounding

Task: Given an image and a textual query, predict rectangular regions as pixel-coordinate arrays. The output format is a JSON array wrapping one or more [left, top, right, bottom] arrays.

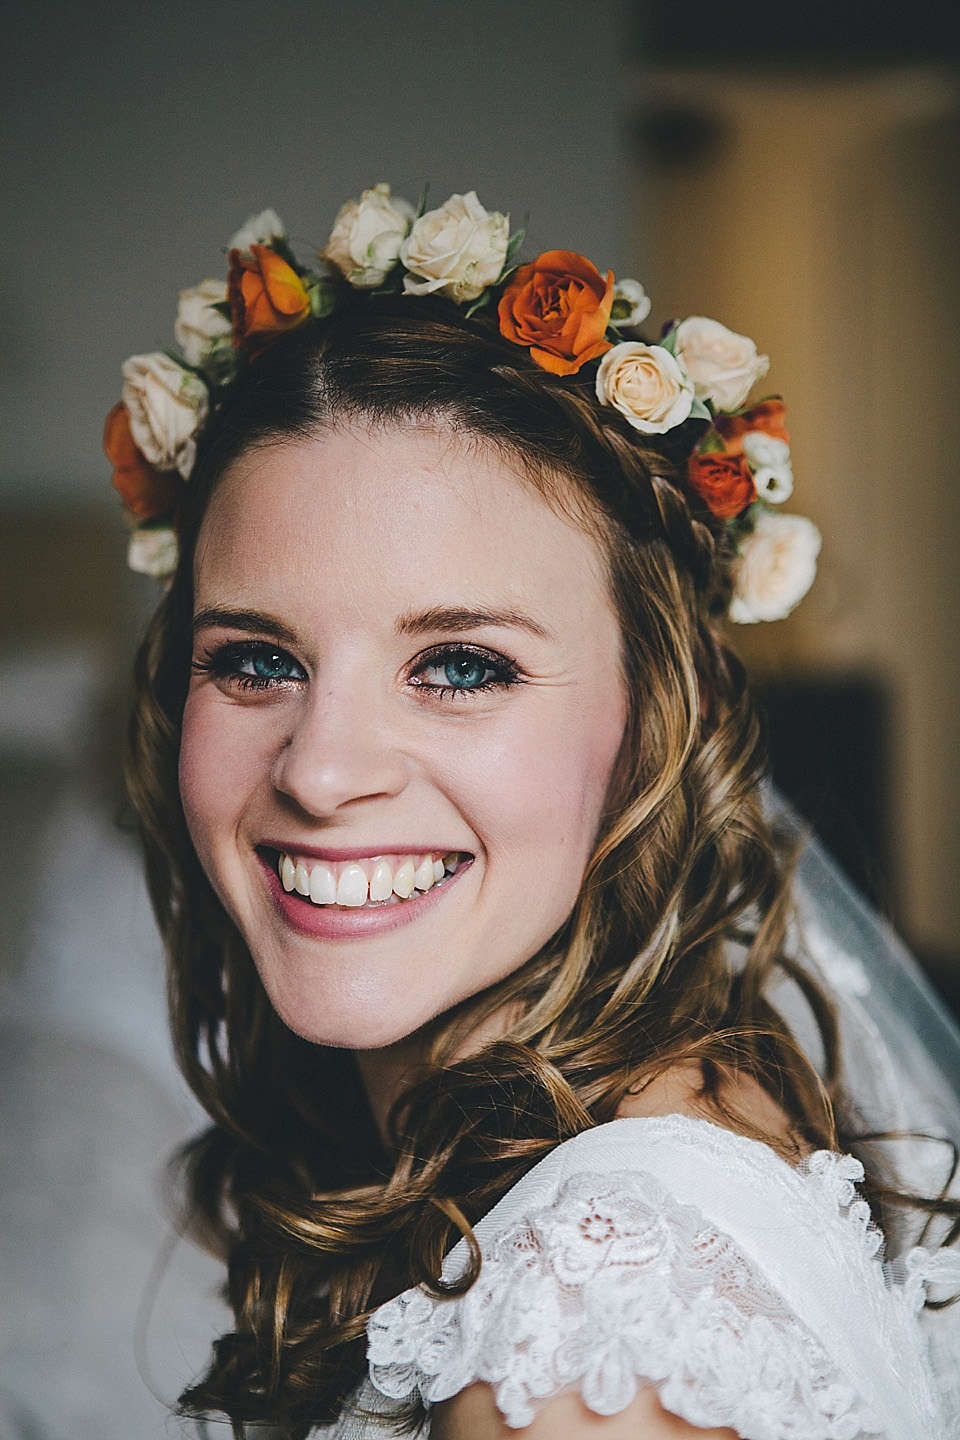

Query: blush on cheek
[[473, 689, 627, 900], [177, 693, 209, 834], [177, 690, 238, 878], [532, 699, 627, 833]]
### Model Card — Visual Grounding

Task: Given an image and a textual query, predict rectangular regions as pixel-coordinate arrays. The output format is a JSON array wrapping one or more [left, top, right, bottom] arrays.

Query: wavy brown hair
[[125, 293, 949, 1437]]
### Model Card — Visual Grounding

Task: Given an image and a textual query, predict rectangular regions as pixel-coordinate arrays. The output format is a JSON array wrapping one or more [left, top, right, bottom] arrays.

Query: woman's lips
[[258, 850, 473, 939]]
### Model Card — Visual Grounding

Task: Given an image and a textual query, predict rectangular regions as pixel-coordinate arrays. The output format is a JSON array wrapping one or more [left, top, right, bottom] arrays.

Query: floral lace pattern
[[364, 1117, 951, 1438], [369, 1170, 876, 1436]]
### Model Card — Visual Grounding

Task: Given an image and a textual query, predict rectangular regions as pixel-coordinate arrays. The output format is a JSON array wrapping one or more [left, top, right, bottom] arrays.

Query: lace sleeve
[[367, 1168, 889, 1436]]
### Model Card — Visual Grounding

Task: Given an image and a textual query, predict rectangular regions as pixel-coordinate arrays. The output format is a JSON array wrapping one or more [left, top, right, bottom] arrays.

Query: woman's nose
[[270, 682, 411, 818]]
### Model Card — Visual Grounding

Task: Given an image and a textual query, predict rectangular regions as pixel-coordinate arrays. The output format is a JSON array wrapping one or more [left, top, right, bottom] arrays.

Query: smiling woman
[[113, 195, 959, 1439]]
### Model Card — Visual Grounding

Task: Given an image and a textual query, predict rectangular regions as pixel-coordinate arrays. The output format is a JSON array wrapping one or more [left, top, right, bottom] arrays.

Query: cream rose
[[674, 316, 769, 411], [742, 430, 793, 503], [400, 191, 509, 302], [729, 511, 821, 623], [228, 208, 286, 255], [610, 278, 651, 328], [128, 524, 178, 579], [174, 279, 232, 366], [121, 352, 209, 479], [323, 183, 413, 288], [595, 342, 694, 434]]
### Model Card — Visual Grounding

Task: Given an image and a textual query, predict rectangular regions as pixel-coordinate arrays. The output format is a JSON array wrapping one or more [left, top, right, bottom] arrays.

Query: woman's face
[[179, 423, 627, 1049]]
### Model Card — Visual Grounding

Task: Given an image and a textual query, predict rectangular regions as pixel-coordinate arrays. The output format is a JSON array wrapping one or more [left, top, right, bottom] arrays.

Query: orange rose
[[228, 243, 310, 351], [714, 399, 789, 457], [103, 402, 181, 520], [498, 249, 615, 376], [687, 450, 756, 520]]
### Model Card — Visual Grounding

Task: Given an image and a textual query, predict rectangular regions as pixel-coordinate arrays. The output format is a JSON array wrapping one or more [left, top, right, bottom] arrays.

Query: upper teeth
[[278, 850, 462, 907]]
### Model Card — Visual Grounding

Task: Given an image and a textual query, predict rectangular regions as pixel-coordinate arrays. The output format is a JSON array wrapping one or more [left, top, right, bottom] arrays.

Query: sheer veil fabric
[[325, 792, 960, 1438], [773, 791, 960, 1428]]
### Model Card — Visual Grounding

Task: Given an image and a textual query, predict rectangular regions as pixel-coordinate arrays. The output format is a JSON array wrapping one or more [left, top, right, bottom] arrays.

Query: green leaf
[[199, 335, 240, 385], [698, 427, 727, 454], [414, 182, 430, 220], [493, 263, 521, 291], [163, 349, 205, 380], [464, 290, 493, 319], [504, 215, 529, 266], [689, 397, 711, 422], [659, 325, 678, 355], [307, 279, 338, 319]]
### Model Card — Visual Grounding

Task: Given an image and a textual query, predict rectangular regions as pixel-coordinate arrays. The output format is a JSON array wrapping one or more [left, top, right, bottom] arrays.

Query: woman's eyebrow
[[192, 607, 301, 649], [395, 604, 556, 642]]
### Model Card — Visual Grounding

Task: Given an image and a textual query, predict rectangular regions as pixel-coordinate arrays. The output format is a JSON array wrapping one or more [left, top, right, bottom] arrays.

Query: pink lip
[[259, 840, 471, 862], [257, 852, 473, 939]]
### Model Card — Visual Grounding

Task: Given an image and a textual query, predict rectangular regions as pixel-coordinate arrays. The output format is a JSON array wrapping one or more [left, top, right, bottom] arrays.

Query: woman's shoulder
[[362, 1106, 949, 1439], [614, 1060, 808, 1158]]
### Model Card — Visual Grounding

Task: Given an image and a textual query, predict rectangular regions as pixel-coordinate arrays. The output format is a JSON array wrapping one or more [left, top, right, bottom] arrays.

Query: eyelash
[[191, 640, 522, 701], [410, 643, 521, 700], [192, 641, 307, 692]]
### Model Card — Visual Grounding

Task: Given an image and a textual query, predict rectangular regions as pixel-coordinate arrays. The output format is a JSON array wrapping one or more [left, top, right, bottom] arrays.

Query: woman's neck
[[353, 1035, 429, 1144], [353, 1000, 520, 1145]]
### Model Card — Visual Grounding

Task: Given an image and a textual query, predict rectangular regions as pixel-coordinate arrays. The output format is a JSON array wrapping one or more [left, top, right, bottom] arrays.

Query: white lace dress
[[323, 1115, 960, 1439]]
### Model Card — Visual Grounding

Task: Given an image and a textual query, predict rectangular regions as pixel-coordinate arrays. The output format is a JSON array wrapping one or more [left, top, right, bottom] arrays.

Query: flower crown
[[104, 184, 820, 622]]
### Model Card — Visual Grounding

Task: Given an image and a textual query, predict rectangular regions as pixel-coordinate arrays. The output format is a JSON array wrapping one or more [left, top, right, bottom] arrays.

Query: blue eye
[[244, 649, 301, 682], [411, 646, 520, 700], [193, 640, 307, 691], [443, 655, 491, 688]]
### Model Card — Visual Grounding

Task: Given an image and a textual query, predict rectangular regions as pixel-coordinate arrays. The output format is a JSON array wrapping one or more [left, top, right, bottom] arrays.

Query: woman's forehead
[[194, 423, 615, 631]]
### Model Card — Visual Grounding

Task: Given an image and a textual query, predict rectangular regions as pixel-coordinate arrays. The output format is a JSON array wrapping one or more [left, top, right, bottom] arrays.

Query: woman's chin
[[265, 982, 443, 1052]]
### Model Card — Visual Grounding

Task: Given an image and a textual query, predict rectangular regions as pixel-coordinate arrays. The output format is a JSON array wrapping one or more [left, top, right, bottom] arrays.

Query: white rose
[[128, 525, 178, 578], [674, 316, 769, 411], [323, 183, 413, 288], [228, 208, 286, 254], [121, 352, 209, 479], [729, 511, 821, 624], [610, 278, 652, 328], [742, 430, 793, 503], [400, 190, 509, 302], [174, 278, 232, 366], [741, 431, 788, 468], [751, 462, 794, 504], [595, 342, 695, 434]]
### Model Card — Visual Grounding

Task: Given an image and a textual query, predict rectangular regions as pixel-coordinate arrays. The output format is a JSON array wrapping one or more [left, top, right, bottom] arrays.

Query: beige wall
[[631, 66, 960, 957]]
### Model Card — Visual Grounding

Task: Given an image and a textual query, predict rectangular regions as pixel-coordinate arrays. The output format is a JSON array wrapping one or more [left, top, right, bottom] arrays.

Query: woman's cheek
[[179, 692, 216, 860], [178, 690, 253, 867], [452, 689, 625, 872]]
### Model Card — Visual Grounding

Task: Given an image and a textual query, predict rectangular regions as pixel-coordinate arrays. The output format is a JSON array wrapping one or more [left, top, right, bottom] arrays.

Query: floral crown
[[104, 184, 820, 622]]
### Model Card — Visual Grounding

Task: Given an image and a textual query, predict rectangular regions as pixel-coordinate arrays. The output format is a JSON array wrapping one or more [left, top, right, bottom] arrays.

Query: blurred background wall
[[1, 1, 958, 1435], [628, 0, 960, 996]]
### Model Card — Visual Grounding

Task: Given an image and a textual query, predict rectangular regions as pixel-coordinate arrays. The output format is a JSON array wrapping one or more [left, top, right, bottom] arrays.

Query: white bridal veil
[[770, 790, 960, 1152], [769, 790, 960, 1425]]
